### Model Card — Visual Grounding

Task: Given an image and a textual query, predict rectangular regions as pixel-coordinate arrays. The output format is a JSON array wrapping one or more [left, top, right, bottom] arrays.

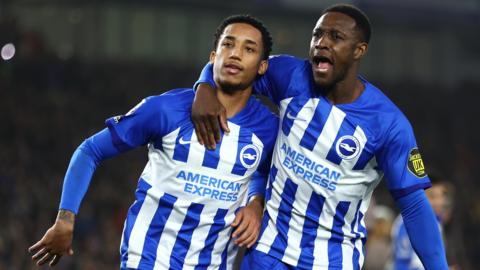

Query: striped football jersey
[[105, 88, 278, 269], [250, 55, 431, 269]]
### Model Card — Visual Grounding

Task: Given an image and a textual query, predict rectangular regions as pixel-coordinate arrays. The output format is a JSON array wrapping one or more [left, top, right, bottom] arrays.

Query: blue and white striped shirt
[[227, 55, 431, 269], [106, 88, 278, 269]]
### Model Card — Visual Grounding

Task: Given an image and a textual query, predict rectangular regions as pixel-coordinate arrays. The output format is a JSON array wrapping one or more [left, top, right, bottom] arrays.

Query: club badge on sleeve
[[407, 148, 426, 178]]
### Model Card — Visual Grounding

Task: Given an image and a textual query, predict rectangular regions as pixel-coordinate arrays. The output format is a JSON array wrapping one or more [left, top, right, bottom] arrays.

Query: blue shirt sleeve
[[59, 128, 122, 214], [377, 116, 431, 199], [247, 150, 272, 199], [253, 55, 309, 104], [194, 63, 216, 93], [396, 189, 448, 270], [105, 96, 167, 151]]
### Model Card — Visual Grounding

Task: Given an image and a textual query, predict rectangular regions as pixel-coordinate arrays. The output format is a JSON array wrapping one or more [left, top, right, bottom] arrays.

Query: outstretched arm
[[396, 189, 448, 269], [28, 128, 122, 267]]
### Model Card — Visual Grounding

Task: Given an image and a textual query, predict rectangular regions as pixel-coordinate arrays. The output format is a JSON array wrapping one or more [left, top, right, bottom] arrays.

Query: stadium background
[[1, 0, 479, 269]]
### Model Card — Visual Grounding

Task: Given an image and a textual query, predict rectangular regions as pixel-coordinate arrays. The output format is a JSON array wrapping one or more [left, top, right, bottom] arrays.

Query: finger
[[245, 230, 260, 248], [32, 247, 49, 260], [68, 247, 74, 255], [209, 116, 222, 143], [196, 119, 210, 147], [231, 211, 243, 228], [49, 254, 62, 266], [238, 229, 257, 247], [235, 225, 254, 245], [193, 122, 204, 145], [204, 118, 216, 149], [232, 219, 249, 239], [28, 241, 44, 253], [37, 252, 54, 266], [219, 107, 230, 133]]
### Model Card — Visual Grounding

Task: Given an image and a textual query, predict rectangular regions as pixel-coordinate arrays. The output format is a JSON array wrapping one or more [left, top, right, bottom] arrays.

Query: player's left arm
[[231, 194, 264, 248], [396, 189, 447, 269], [231, 142, 273, 248], [378, 117, 448, 269], [231, 166, 269, 248]]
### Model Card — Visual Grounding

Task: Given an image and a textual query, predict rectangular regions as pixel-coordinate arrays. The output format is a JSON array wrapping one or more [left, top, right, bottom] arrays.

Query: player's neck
[[217, 86, 252, 118], [326, 68, 364, 104]]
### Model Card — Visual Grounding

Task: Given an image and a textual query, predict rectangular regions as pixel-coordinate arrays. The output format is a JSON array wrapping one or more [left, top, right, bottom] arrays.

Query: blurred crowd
[[1, 19, 479, 270]]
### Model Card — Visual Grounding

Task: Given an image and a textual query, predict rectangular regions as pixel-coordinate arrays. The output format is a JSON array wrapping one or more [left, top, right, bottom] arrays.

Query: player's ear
[[209, 51, 216, 64], [257, 59, 268, 76], [353, 42, 367, 60]]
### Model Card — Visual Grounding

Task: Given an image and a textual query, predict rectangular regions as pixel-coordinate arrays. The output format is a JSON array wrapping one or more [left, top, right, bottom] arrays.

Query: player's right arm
[[28, 128, 122, 266], [28, 210, 75, 267], [29, 96, 166, 267], [192, 55, 304, 149]]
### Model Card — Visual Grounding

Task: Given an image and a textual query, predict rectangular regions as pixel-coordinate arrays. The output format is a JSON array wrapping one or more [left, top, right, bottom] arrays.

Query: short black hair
[[322, 4, 371, 43], [213, 14, 272, 60]]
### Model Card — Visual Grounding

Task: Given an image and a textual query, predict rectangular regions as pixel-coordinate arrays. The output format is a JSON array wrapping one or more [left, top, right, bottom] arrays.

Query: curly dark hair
[[213, 14, 273, 60]]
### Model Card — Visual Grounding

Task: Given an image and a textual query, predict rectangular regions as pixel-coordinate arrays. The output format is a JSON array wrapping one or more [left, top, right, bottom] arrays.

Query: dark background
[[1, 0, 479, 269]]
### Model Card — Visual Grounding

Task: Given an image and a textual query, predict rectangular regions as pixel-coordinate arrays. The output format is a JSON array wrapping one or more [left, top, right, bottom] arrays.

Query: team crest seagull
[[340, 143, 356, 153], [242, 153, 257, 160]]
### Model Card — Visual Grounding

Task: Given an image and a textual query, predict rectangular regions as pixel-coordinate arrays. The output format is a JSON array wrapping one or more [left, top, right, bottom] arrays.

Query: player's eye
[[331, 31, 343, 41], [246, 47, 255, 53], [222, 41, 233, 47], [312, 30, 321, 38]]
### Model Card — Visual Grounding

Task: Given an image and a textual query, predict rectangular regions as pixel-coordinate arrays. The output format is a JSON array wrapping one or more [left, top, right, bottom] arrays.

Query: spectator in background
[[364, 204, 395, 270], [391, 173, 455, 270]]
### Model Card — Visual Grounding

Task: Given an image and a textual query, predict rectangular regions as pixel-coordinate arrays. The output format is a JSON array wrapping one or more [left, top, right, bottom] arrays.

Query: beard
[[314, 64, 348, 95], [216, 77, 255, 95]]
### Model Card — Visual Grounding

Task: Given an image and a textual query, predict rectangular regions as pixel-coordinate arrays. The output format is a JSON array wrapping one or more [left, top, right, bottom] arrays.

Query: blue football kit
[[196, 55, 448, 269], [59, 88, 278, 269]]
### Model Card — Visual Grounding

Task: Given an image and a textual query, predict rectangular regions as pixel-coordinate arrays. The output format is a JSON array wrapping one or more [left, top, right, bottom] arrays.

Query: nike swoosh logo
[[285, 111, 306, 121], [179, 137, 193, 145]]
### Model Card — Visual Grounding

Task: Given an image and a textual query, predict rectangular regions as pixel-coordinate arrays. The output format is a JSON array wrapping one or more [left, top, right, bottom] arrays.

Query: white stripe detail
[[182, 207, 216, 269], [279, 97, 294, 123], [153, 199, 191, 270], [313, 106, 346, 158], [286, 98, 319, 145], [256, 168, 288, 251], [283, 184, 313, 266], [255, 217, 279, 256], [340, 201, 358, 269], [251, 133, 270, 176], [207, 208, 236, 270], [125, 189, 164, 269], [312, 198, 337, 268], [186, 131, 206, 168], [216, 122, 240, 173], [162, 127, 180, 160]]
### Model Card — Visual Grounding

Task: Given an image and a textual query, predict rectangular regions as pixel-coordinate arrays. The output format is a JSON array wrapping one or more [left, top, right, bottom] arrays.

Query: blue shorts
[[240, 249, 293, 270]]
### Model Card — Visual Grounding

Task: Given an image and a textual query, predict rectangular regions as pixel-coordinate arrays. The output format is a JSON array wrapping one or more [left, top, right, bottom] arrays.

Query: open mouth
[[312, 55, 333, 72]]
